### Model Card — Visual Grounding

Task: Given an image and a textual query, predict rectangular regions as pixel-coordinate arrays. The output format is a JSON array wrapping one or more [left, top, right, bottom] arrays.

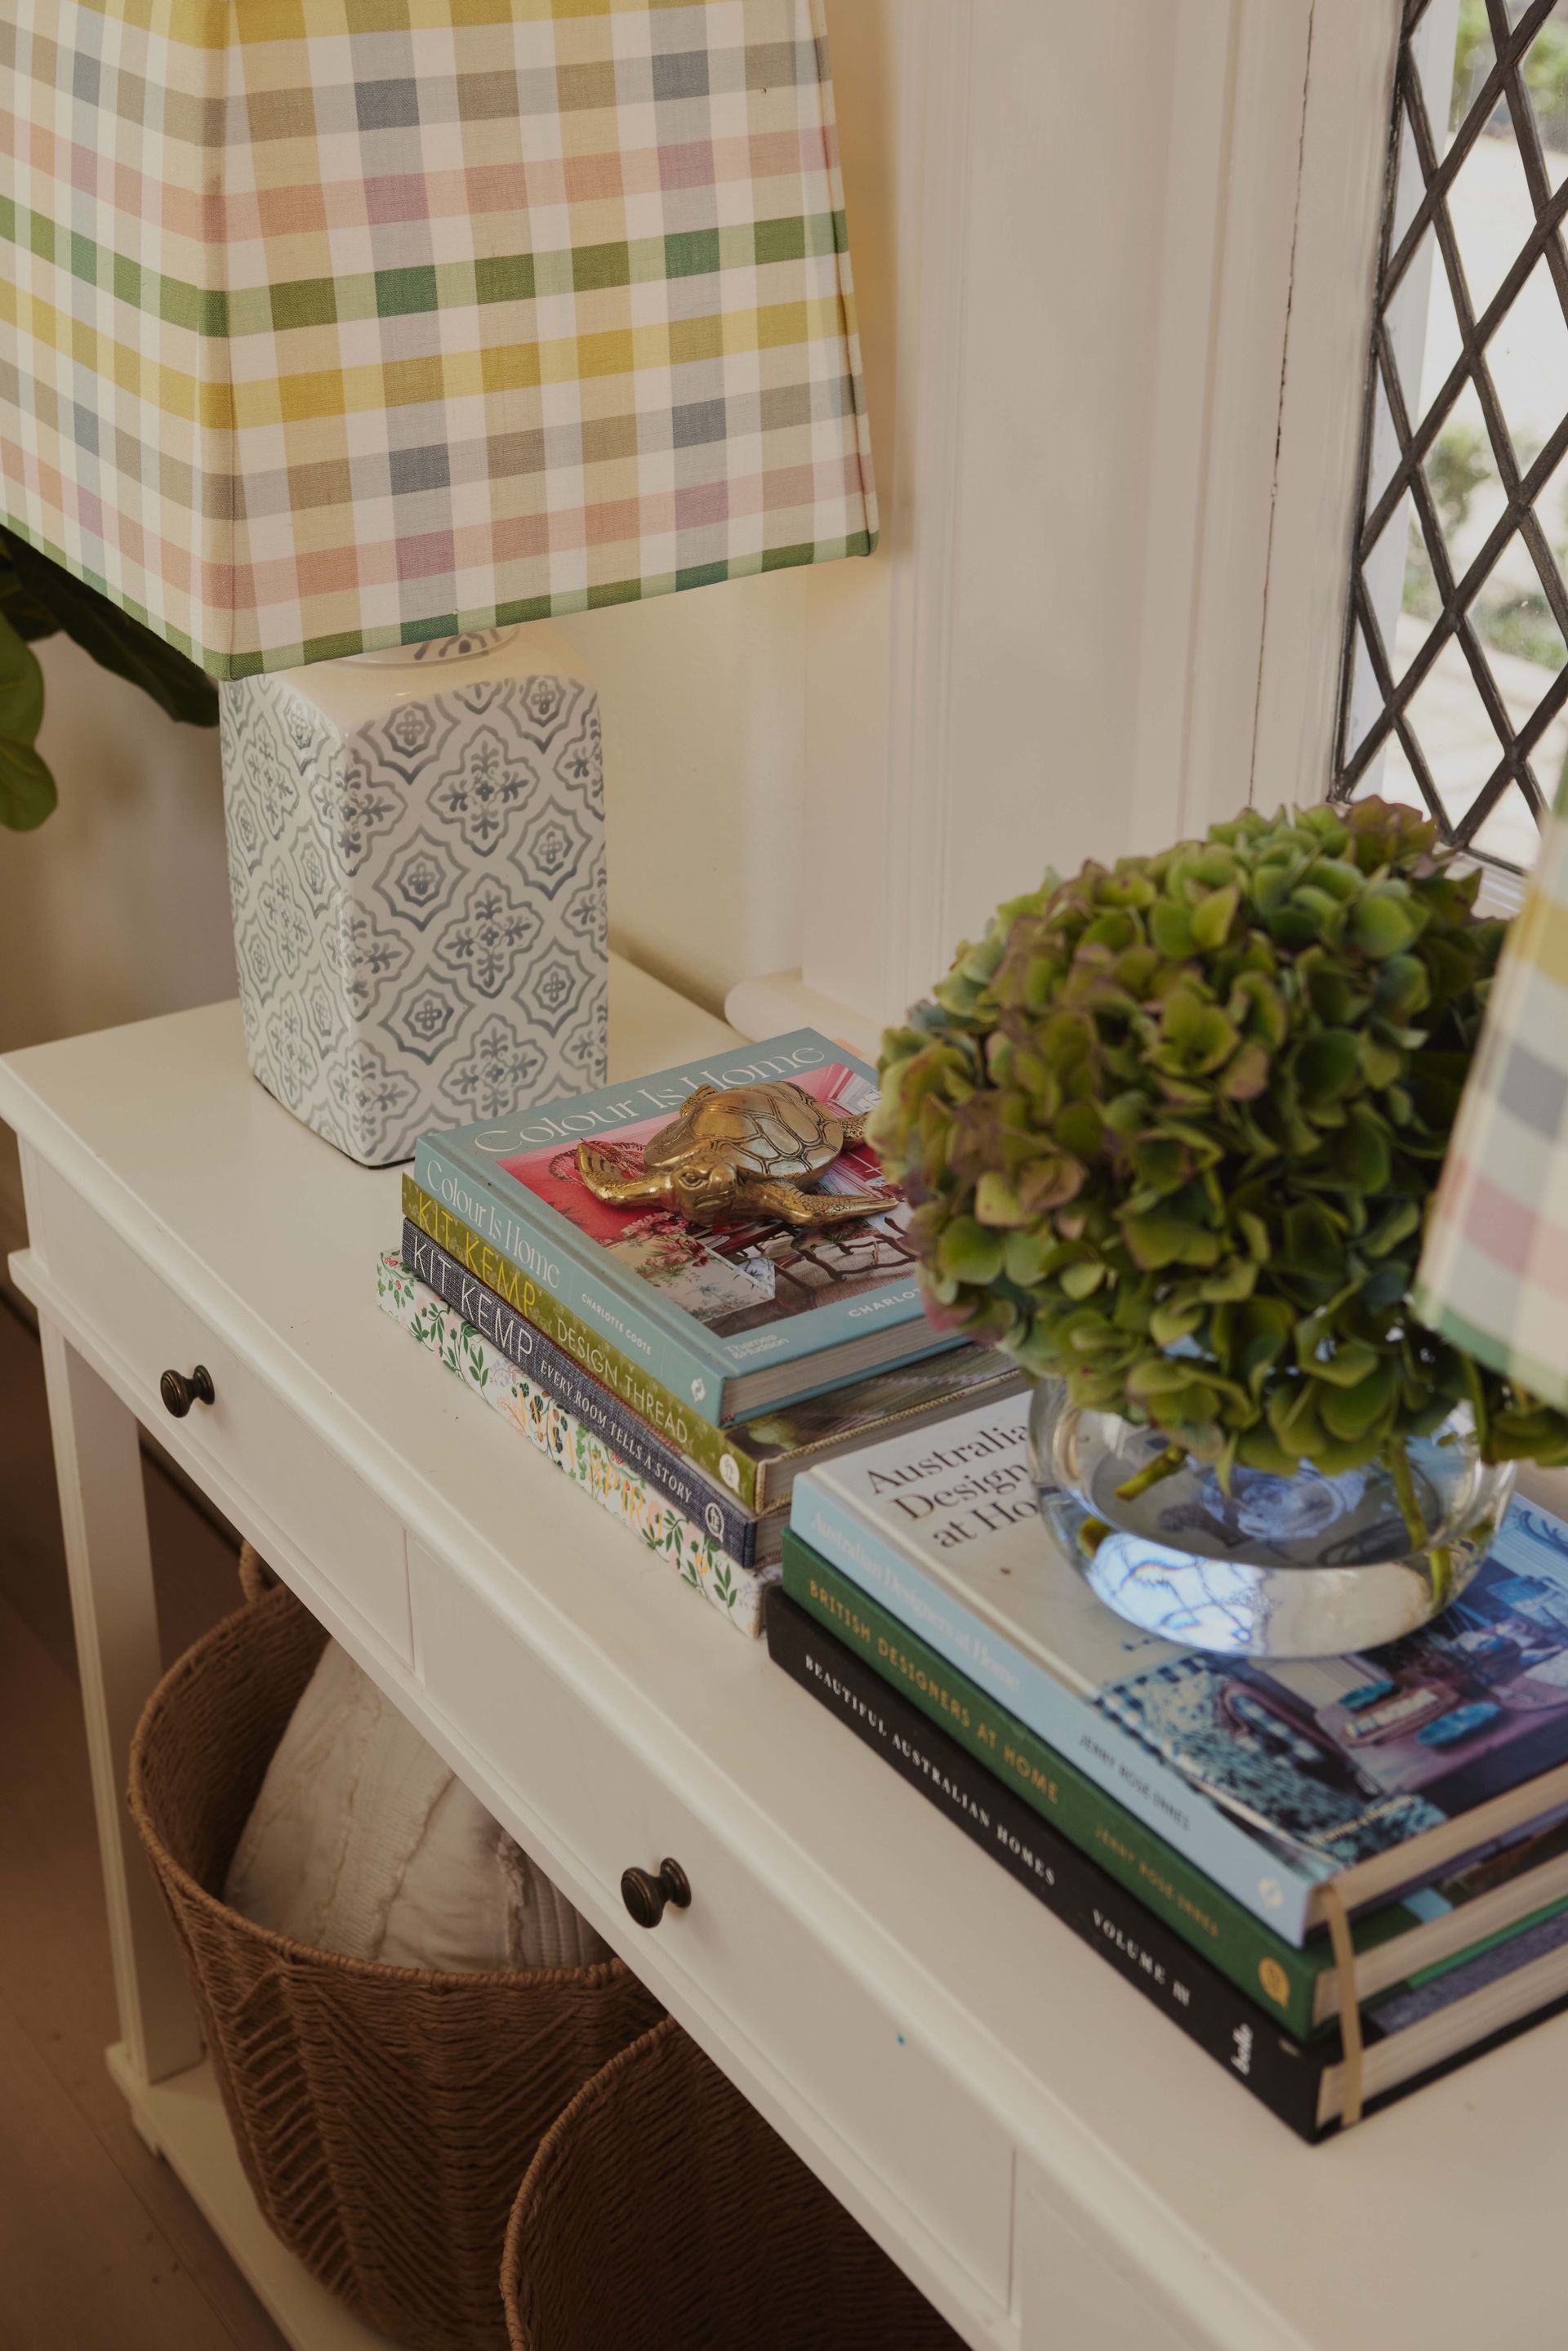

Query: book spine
[[791, 1481, 1318, 1945], [414, 1138, 732, 1418], [782, 1533, 1321, 2040], [376, 1251, 773, 1637], [403, 1220, 766, 1565], [766, 1591, 1326, 2142], [402, 1174, 762, 1509]]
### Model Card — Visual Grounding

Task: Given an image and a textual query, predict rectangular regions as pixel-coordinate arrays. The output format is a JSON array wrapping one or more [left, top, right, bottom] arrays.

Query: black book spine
[[766, 1588, 1329, 2142]]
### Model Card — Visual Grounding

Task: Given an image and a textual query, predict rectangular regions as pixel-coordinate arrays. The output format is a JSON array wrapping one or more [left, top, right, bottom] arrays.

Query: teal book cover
[[415, 1031, 953, 1412], [795, 1391, 1568, 1944]]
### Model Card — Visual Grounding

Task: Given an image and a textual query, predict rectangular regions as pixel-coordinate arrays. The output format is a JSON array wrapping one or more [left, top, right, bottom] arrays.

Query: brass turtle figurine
[[576, 1081, 890, 1229]]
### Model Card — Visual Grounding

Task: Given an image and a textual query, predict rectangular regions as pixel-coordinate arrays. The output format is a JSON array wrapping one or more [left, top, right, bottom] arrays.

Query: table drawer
[[29, 1176, 411, 1663], [412, 1554, 1013, 2307]]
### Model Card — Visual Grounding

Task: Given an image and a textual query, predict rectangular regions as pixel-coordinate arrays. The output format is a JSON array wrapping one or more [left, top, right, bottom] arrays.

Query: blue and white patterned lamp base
[[220, 624, 607, 1167]]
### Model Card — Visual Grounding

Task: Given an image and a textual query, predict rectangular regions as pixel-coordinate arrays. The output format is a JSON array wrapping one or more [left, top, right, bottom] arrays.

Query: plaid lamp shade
[[0, 0, 875, 677], [1415, 799, 1568, 1405]]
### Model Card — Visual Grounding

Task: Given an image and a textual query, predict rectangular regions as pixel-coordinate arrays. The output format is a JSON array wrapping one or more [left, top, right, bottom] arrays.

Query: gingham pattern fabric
[[0, 0, 875, 677], [1414, 803, 1568, 1405]]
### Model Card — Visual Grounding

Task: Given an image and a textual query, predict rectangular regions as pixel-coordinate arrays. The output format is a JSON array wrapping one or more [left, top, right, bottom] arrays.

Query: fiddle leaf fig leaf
[[0, 528, 218, 728], [0, 613, 56, 830]]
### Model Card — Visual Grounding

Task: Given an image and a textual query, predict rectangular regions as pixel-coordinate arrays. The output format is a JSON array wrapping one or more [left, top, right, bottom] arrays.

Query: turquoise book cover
[[416, 1030, 954, 1412]]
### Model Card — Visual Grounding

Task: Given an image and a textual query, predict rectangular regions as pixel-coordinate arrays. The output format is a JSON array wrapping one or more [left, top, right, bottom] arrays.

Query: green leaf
[[1151, 988, 1238, 1077], [936, 1216, 1004, 1285], [1363, 1199, 1420, 1258], [1198, 1258, 1257, 1303], [1294, 1029, 1361, 1106], [973, 1169, 1030, 1228], [1120, 1212, 1223, 1270], [0, 550, 61, 643], [1280, 1200, 1343, 1280], [1125, 1355, 1200, 1399], [1301, 1336, 1380, 1388], [1149, 1297, 1205, 1346], [1189, 884, 1238, 950], [1351, 888, 1418, 959], [1336, 1104, 1392, 1194], [1221, 1039, 1271, 1100], [1374, 954, 1430, 1020], [0, 529, 218, 727], [1236, 1211, 1270, 1262], [1149, 898, 1196, 958], [1319, 1358, 1399, 1441], [0, 614, 56, 830], [1359, 1032, 1403, 1089]]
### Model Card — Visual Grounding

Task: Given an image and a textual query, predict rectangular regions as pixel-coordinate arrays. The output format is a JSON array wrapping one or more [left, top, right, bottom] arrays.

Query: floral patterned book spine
[[376, 1250, 773, 1637], [401, 1218, 770, 1565]]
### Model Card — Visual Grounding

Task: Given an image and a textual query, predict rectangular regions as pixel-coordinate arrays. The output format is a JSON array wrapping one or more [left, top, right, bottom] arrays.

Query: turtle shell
[[644, 1081, 847, 1182]]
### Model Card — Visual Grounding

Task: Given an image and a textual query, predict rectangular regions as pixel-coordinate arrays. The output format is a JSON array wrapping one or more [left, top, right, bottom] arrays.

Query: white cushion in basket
[[225, 1637, 609, 1975]]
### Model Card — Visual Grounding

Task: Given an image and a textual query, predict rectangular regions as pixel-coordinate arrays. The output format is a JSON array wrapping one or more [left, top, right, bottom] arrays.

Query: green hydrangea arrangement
[[871, 799, 1568, 1503]]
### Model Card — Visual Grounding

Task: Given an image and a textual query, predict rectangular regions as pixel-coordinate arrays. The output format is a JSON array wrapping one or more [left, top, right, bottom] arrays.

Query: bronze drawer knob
[[160, 1365, 216, 1419], [620, 1857, 691, 1930]]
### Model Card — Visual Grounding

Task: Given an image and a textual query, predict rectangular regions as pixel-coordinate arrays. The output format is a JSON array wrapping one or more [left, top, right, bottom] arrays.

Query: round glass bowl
[[1029, 1383, 1517, 1658]]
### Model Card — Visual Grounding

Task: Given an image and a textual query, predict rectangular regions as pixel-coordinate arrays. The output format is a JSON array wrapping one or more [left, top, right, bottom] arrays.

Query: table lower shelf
[[106, 2045, 405, 2351]]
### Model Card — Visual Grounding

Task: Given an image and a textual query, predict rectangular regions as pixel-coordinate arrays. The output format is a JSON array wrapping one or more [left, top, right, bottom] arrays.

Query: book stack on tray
[[376, 1030, 1023, 1634], [773, 1390, 1568, 2139]]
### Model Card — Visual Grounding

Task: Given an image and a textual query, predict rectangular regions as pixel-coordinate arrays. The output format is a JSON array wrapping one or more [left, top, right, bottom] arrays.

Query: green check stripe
[[1412, 1286, 1568, 1416], [0, 510, 873, 679], [0, 196, 844, 341]]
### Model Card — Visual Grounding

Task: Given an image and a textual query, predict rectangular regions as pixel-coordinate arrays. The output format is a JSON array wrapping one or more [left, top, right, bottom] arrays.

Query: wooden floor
[[0, 1285, 288, 2351]]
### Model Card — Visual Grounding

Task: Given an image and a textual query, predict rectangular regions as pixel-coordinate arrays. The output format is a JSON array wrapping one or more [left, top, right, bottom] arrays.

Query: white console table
[[5, 958, 1566, 2351]]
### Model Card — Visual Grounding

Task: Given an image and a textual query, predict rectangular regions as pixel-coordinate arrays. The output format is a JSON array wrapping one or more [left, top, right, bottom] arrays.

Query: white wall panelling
[[731, 0, 1402, 1045]]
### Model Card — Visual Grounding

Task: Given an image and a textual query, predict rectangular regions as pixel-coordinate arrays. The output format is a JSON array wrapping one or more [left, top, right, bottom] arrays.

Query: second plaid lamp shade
[[0, 0, 876, 677], [1416, 799, 1568, 1406]]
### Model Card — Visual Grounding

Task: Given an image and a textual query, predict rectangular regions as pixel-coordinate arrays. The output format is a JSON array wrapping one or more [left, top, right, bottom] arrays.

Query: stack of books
[[376, 1030, 1024, 1635], [773, 1391, 1568, 2139]]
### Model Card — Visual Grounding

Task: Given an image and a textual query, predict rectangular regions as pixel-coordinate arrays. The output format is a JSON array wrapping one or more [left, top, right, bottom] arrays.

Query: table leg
[[38, 1316, 203, 2092]]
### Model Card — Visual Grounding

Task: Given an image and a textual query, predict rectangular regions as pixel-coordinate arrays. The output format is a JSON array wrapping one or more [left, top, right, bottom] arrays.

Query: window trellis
[[1334, 0, 1568, 867]]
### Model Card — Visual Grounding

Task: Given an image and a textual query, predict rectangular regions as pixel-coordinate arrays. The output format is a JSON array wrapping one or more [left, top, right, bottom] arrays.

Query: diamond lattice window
[[1334, 0, 1568, 870]]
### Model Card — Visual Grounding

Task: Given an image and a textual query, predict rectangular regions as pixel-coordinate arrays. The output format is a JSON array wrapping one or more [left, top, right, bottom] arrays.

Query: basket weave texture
[[501, 2016, 966, 2351], [128, 1552, 662, 2351]]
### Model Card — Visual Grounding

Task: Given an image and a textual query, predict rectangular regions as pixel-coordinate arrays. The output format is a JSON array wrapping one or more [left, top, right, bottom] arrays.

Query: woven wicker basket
[[501, 2017, 966, 2351], [128, 1551, 662, 2351]]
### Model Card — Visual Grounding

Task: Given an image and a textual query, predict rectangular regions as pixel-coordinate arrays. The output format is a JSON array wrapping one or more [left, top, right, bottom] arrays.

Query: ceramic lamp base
[[220, 624, 606, 1166]]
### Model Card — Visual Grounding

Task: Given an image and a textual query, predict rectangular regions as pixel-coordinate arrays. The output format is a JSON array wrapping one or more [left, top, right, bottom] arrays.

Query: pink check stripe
[[1433, 1155, 1568, 1300], [9, 124, 830, 254]]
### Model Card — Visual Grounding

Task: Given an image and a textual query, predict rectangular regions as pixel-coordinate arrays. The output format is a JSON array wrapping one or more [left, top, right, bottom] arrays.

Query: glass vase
[[1029, 1382, 1517, 1659]]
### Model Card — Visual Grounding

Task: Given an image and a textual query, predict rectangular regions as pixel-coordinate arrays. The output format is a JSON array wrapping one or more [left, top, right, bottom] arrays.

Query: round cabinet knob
[[620, 1857, 692, 1930], [159, 1365, 216, 1419]]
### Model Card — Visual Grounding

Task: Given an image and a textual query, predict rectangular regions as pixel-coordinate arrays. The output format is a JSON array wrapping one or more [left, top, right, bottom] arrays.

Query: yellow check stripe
[[70, 0, 702, 44], [1513, 878, 1568, 996], [0, 281, 848, 435]]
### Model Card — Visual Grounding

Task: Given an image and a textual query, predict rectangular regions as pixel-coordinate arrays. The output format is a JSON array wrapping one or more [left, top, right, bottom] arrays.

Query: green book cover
[[782, 1529, 1402, 2038]]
